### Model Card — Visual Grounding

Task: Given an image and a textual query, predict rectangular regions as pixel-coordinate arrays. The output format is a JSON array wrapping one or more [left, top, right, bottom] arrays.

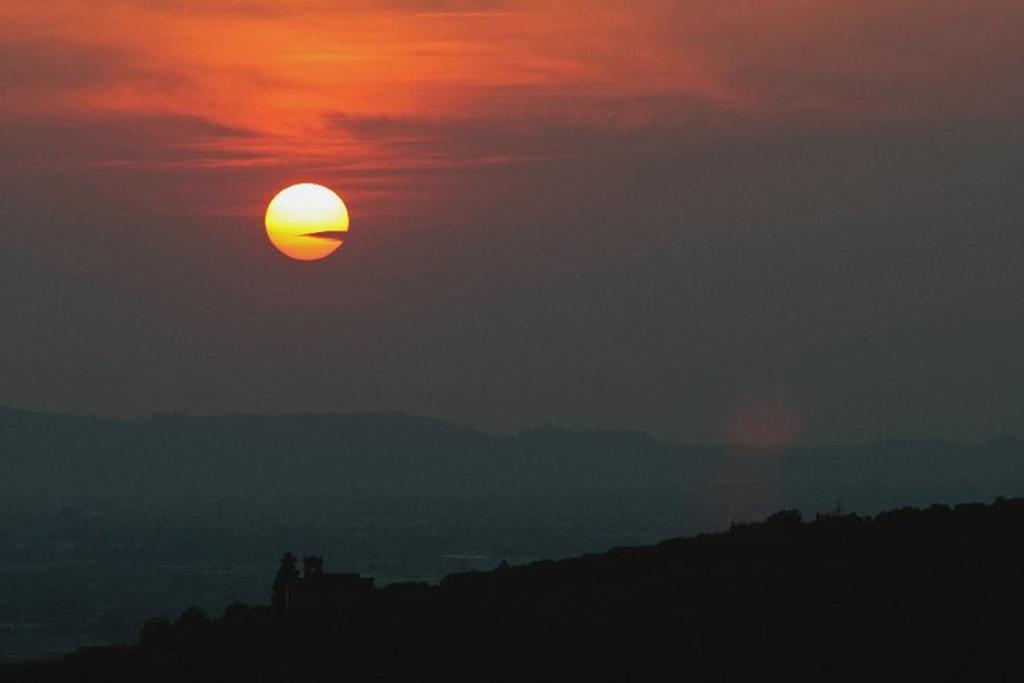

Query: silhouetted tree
[[175, 606, 210, 630], [303, 554, 324, 577], [138, 616, 172, 649], [272, 551, 300, 614], [765, 509, 802, 529], [223, 601, 252, 626]]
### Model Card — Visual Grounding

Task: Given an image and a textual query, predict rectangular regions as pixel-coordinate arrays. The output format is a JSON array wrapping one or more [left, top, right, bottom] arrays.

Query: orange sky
[[2, 1, 1023, 442], [3, 0, 1020, 218]]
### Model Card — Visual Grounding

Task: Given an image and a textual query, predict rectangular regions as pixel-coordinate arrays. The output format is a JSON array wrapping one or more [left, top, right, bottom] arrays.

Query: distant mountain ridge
[[2, 405, 1023, 527]]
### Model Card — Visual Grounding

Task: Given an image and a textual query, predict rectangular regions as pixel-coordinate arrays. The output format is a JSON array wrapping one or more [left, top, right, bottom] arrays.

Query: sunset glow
[[265, 183, 349, 261], [5, 0, 1018, 224], [3, 0, 1023, 444]]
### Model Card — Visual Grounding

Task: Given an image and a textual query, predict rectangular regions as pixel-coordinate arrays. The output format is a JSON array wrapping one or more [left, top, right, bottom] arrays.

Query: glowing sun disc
[[265, 183, 349, 261]]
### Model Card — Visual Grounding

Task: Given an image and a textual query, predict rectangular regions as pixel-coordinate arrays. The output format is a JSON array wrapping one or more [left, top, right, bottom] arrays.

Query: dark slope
[[13, 499, 1024, 682]]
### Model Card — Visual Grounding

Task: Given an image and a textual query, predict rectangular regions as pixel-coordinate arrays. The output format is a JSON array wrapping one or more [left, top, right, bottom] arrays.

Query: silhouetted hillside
[[7, 499, 1023, 681], [4, 406, 1024, 663]]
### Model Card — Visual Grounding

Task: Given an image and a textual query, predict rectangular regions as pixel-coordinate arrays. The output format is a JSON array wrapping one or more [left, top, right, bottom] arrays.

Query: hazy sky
[[2, 1, 1022, 445]]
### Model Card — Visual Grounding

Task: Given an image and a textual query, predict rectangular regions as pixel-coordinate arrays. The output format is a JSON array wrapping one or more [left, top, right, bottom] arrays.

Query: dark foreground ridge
[[8, 499, 1024, 681]]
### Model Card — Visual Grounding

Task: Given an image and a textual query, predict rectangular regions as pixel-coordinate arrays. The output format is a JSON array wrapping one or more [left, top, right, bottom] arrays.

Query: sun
[[265, 183, 350, 261]]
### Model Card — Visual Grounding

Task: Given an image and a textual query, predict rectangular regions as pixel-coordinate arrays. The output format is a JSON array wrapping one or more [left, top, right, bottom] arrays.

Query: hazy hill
[[2, 406, 1023, 526]]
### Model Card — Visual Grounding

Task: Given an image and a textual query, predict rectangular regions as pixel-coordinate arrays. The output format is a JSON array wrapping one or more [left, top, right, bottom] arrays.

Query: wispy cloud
[[2, 0, 1021, 211]]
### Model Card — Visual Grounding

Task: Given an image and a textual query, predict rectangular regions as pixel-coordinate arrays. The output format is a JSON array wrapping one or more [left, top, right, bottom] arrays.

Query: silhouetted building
[[272, 553, 374, 616]]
